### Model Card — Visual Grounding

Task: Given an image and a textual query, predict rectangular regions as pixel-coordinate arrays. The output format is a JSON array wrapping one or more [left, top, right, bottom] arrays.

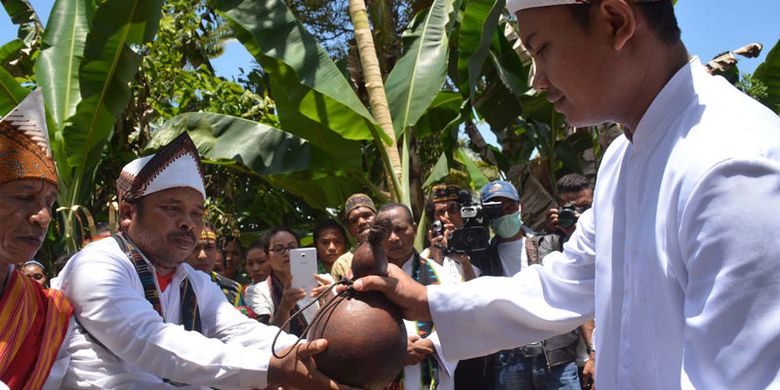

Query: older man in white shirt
[[351, 1, 780, 389], [52, 133, 353, 390]]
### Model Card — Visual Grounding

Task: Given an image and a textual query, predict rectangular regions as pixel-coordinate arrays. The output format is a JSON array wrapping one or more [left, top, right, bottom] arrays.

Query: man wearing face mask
[[478, 180, 582, 390]]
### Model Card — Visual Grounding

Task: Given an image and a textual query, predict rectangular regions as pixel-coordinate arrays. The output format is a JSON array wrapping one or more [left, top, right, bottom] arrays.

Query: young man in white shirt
[[350, 1, 780, 389]]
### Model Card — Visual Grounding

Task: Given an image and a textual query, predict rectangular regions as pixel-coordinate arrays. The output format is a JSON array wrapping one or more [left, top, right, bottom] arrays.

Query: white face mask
[[492, 211, 522, 238]]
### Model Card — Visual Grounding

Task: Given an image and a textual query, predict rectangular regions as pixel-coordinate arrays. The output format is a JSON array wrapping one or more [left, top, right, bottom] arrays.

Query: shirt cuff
[[426, 331, 458, 376]]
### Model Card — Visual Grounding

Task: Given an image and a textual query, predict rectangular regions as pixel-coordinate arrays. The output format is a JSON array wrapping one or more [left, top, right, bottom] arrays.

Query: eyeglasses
[[270, 244, 297, 253]]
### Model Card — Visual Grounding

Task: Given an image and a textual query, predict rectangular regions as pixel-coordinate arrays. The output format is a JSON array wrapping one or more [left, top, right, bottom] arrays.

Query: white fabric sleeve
[[428, 208, 597, 361], [57, 251, 295, 390], [426, 331, 457, 376], [677, 158, 780, 389], [245, 281, 273, 318]]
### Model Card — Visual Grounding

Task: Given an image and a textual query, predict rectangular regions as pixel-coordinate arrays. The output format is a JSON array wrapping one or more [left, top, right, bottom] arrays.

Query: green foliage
[[0, 66, 29, 116], [754, 39, 780, 114], [212, 0, 386, 145], [385, 0, 454, 136]]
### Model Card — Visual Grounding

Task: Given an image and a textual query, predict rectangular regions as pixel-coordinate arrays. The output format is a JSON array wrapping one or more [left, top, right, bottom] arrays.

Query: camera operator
[[421, 184, 478, 283], [543, 174, 596, 390], [478, 180, 583, 390]]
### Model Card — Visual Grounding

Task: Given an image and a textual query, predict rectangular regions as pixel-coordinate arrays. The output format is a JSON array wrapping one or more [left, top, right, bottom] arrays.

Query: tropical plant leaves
[[37, 0, 96, 133], [62, 0, 163, 170], [212, 0, 385, 146], [0, 66, 29, 116], [423, 152, 449, 188], [456, 0, 505, 100], [754, 39, 780, 114], [455, 146, 488, 190], [150, 112, 366, 209], [151, 112, 340, 175], [415, 90, 463, 138], [1, 0, 43, 43], [385, 0, 455, 136]]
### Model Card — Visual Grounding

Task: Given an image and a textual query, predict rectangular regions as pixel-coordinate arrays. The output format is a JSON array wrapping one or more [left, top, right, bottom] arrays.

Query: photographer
[[478, 180, 582, 390], [544, 174, 596, 390], [421, 184, 478, 283]]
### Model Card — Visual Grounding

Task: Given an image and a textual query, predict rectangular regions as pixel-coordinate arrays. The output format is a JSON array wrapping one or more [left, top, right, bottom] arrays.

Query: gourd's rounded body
[[307, 291, 407, 390]]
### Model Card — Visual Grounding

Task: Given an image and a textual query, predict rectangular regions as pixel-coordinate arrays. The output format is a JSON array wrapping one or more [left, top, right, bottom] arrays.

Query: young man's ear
[[598, 0, 637, 51]]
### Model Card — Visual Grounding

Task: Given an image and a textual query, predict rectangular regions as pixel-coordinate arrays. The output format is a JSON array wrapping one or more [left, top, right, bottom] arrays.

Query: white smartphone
[[289, 248, 318, 293]]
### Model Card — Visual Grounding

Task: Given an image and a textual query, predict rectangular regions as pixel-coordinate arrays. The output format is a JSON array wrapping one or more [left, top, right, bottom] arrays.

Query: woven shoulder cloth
[[0, 270, 73, 389], [411, 252, 441, 389], [113, 234, 201, 332]]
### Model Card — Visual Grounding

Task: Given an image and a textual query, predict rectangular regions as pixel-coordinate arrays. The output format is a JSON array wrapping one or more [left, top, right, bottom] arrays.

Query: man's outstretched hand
[[268, 339, 361, 390], [351, 263, 432, 322]]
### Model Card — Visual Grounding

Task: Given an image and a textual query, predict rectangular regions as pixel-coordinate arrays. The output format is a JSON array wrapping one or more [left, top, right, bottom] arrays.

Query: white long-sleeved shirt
[[51, 237, 297, 389], [427, 58, 780, 389]]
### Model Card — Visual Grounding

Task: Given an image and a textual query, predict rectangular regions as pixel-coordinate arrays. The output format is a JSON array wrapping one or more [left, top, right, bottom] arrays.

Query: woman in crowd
[[20, 260, 47, 287], [246, 227, 311, 336]]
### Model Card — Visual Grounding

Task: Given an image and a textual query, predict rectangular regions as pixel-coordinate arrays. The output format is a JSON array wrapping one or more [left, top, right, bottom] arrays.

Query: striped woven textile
[[0, 270, 73, 389]]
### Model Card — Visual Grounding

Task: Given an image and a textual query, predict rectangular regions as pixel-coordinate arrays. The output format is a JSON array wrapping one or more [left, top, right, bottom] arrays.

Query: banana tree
[[1, 0, 166, 250]]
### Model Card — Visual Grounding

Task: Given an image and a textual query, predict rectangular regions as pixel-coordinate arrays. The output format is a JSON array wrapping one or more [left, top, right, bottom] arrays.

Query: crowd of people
[[3, 0, 780, 389]]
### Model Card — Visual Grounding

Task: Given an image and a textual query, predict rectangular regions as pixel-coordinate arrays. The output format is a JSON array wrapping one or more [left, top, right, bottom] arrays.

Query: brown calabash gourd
[[307, 224, 407, 389]]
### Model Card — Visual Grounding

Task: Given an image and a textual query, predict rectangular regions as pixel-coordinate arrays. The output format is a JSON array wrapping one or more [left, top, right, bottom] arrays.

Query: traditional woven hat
[[430, 183, 461, 203], [0, 90, 58, 188], [508, 0, 660, 15], [117, 132, 206, 202], [344, 193, 376, 216]]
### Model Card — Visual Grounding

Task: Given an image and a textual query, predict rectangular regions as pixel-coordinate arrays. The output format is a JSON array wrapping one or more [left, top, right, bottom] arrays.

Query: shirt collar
[[632, 57, 703, 153]]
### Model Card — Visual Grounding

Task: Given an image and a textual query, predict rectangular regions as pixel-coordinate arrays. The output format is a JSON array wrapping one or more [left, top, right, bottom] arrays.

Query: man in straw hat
[[351, 1, 780, 388], [52, 132, 354, 389], [0, 90, 74, 389]]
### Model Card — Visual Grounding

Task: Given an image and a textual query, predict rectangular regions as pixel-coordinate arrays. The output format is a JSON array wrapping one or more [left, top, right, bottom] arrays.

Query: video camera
[[448, 190, 503, 254]]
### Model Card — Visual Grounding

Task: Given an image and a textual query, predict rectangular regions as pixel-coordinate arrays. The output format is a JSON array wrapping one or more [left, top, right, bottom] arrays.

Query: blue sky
[[1, 0, 778, 147]]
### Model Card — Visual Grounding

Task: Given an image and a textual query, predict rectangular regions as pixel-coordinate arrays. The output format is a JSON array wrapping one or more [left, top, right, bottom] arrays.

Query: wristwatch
[[586, 345, 595, 355]]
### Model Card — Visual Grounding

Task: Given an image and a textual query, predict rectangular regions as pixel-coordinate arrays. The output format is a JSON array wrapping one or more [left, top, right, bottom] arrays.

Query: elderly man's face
[[0, 179, 57, 266], [124, 187, 205, 266], [517, 5, 619, 127], [377, 208, 416, 267]]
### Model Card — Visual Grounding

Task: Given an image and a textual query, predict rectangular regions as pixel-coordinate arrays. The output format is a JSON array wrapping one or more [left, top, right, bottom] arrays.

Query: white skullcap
[[117, 132, 206, 201], [508, 0, 659, 15]]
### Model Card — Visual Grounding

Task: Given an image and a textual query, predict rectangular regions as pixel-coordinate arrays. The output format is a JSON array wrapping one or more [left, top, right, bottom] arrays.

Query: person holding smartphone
[[250, 227, 309, 336]]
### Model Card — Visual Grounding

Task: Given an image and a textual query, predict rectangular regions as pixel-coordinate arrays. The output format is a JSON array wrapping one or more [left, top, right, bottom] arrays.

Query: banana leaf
[[0, 66, 29, 116], [456, 0, 505, 100], [1, 0, 43, 44], [385, 0, 455, 137], [37, 0, 96, 133], [415, 91, 463, 138], [754, 39, 780, 114], [62, 0, 163, 172], [0, 39, 25, 64], [149, 112, 366, 209], [212, 0, 387, 145], [455, 146, 489, 190], [423, 152, 450, 188]]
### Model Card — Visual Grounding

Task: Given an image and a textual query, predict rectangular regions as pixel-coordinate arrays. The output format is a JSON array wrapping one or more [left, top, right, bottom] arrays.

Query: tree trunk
[[348, 0, 403, 201]]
